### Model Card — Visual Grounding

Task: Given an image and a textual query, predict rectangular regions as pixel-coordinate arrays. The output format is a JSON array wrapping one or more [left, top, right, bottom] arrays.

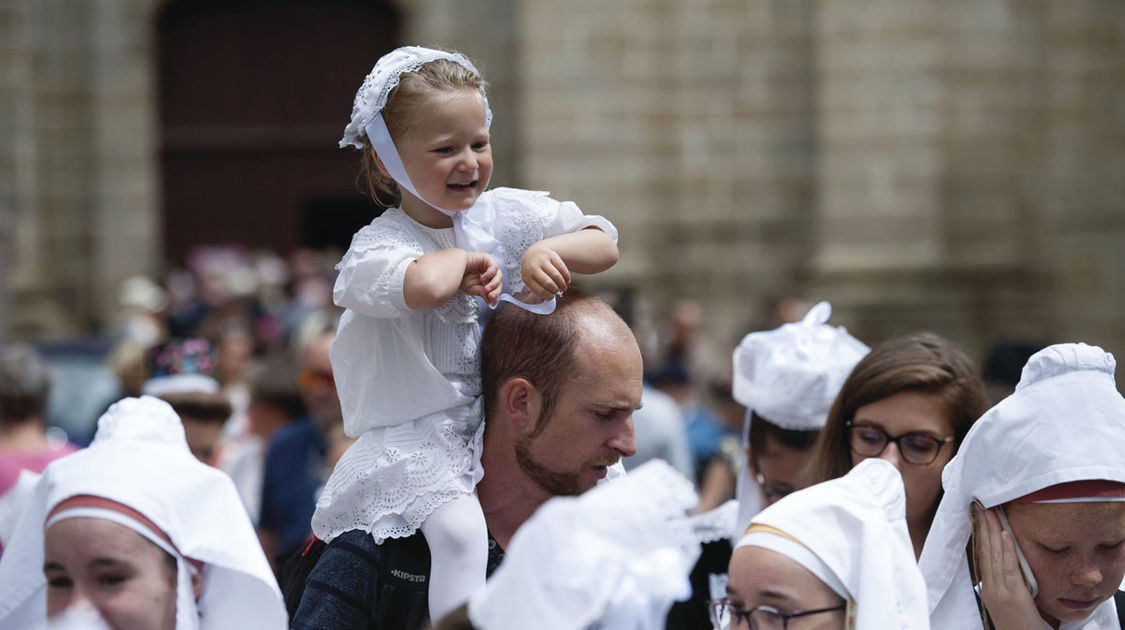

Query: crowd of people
[[0, 44, 1123, 630]]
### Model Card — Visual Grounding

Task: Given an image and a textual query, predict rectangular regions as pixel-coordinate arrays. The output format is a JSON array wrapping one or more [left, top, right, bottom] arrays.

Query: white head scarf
[[469, 460, 721, 630], [731, 301, 870, 537], [340, 46, 553, 314], [918, 342, 1125, 630], [0, 396, 286, 630], [736, 458, 930, 630]]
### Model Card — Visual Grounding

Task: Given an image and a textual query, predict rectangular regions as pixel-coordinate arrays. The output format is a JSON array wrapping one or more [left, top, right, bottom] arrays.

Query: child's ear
[[371, 147, 391, 179], [501, 377, 541, 432]]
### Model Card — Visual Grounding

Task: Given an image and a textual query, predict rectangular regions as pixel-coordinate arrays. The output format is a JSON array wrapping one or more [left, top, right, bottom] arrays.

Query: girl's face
[[389, 88, 492, 226], [1006, 501, 1125, 627], [727, 545, 846, 630], [849, 390, 954, 554], [44, 517, 179, 630]]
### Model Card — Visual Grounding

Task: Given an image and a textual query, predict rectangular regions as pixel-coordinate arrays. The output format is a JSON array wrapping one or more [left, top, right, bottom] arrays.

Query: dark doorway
[[156, 0, 398, 265]]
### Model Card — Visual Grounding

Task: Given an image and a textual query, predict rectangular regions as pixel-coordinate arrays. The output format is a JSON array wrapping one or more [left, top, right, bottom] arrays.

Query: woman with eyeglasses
[[718, 458, 930, 630], [809, 332, 989, 558]]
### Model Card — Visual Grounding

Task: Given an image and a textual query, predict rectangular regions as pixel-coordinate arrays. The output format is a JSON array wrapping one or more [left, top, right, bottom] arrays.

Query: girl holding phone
[[920, 343, 1125, 629]]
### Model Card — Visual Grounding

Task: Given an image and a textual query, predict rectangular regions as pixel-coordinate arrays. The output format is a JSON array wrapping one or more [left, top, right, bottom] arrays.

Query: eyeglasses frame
[[845, 421, 953, 466], [708, 598, 847, 630]]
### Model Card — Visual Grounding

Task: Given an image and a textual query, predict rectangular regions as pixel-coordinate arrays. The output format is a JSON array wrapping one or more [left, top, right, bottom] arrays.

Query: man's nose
[[610, 417, 637, 458]]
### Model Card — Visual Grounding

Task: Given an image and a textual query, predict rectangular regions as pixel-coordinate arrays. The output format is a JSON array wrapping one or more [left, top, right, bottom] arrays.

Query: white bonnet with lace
[[339, 45, 491, 150]]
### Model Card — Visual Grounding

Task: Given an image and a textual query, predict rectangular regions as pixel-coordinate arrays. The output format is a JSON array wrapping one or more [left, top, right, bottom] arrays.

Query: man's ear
[[371, 147, 391, 179], [500, 377, 540, 432]]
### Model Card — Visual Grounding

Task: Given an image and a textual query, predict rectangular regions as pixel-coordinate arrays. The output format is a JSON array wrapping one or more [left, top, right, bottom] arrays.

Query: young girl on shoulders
[[311, 46, 619, 622]]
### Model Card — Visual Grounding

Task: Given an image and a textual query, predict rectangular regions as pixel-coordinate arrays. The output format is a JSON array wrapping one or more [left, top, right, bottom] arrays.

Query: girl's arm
[[405, 249, 501, 311], [520, 227, 618, 302]]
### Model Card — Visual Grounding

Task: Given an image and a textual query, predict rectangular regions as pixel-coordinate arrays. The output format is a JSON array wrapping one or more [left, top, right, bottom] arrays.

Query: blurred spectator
[[258, 325, 341, 570], [623, 384, 693, 479], [115, 275, 169, 348], [0, 343, 79, 497], [216, 320, 255, 440], [649, 362, 733, 485], [143, 338, 232, 465], [218, 356, 306, 524]]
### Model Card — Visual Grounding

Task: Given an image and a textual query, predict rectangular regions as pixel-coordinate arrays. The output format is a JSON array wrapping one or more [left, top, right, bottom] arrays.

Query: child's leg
[[419, 491, 488, 623]]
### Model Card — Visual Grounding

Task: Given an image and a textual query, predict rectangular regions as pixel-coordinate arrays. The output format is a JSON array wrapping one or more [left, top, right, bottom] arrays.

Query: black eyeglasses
[[708, 599, 846, 630], [847, 421, 953, 466]]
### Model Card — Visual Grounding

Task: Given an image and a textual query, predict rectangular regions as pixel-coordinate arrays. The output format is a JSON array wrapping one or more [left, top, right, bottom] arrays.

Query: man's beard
[[514, 433, 619, 497]]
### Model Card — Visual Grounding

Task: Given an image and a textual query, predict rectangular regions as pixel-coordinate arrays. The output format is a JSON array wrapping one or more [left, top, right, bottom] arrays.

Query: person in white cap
[[319, 45, 619, 623], [730, 301, 870, 537], [0, 396, 286, 629], [919, 342, 1125, 629], [722, 458, 930, 630], [809, 332, 989, 558]]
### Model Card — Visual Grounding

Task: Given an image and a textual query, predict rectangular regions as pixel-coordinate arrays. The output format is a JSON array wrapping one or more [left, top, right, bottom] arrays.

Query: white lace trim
[[312, 400, 485, 544], [688, 500, 740, 544], [340, 46, 492, 149]]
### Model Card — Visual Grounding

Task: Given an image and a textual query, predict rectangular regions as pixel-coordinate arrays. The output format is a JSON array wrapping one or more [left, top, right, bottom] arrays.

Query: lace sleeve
[[489, 188, 619, 293], [332, 220, 421, 318]]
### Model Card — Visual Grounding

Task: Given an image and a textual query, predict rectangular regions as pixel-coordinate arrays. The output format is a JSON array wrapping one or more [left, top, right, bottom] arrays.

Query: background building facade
[[2, 0, 1123, 367]]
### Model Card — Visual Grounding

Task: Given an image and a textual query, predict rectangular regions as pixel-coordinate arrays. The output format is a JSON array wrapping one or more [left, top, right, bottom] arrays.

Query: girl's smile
[[385, 89, 493, 227]]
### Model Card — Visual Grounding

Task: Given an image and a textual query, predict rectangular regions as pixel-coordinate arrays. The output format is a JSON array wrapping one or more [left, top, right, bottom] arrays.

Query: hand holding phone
[[971, 501, 1044, 629]]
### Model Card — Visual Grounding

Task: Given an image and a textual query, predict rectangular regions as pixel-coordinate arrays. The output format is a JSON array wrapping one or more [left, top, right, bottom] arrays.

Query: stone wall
[[0, 0, 161, 337], [3, 0, 1124, 371]]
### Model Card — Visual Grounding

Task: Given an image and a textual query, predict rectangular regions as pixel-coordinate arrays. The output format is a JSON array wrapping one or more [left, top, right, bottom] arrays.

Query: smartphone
[[995, 504, 1039, 598]]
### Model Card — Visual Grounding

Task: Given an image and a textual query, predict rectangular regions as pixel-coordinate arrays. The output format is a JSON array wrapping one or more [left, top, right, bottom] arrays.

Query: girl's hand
[[520, 243, 571, 303], [973, 502, 1044, 629], [461, 252, 502, 306]]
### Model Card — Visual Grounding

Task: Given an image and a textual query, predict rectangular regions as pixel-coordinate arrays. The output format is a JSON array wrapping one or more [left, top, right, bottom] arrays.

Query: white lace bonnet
[[730, 301, 869, 537], [339, 46, 491, 150]]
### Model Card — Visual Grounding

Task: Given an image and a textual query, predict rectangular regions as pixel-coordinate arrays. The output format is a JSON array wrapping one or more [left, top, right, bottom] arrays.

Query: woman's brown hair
[[358, 58, 487, 208], [810, 332, 989, 483]]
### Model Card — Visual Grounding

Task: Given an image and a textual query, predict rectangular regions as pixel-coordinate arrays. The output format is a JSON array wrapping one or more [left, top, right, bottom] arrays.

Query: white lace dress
[[312, 188, 617, 544]]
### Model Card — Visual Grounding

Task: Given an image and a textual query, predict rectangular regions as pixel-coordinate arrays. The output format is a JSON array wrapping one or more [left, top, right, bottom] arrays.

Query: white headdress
[[736, 458, 930, 630], [340, 46, 555, 314], [0, 396, 286, 629], [730, 301, 869, 537], [469, 460, 720, 630], [918, 343, 1125, 629]]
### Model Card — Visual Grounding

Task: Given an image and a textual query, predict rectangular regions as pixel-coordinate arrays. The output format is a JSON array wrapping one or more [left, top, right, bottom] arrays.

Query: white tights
[[419, 491, 488, 623]]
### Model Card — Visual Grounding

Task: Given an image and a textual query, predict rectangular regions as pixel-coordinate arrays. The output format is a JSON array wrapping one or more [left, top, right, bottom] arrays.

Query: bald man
[[290, 291, 642, 629]]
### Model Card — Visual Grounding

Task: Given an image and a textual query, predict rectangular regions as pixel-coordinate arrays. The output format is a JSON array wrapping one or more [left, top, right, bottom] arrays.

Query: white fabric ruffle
[[313, 399, 485, 544]]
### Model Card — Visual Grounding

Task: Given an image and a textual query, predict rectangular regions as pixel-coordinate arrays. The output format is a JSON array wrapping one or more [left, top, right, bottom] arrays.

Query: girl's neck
[[401, 194, 453, 229]]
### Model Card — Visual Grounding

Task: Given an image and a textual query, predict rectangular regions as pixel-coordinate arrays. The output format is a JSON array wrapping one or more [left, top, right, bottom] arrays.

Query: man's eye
[[46, 577, 72, 589]]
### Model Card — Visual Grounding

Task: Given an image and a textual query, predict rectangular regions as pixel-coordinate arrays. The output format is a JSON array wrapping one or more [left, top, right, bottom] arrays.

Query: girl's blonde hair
[[359, 58, 487, 208]]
